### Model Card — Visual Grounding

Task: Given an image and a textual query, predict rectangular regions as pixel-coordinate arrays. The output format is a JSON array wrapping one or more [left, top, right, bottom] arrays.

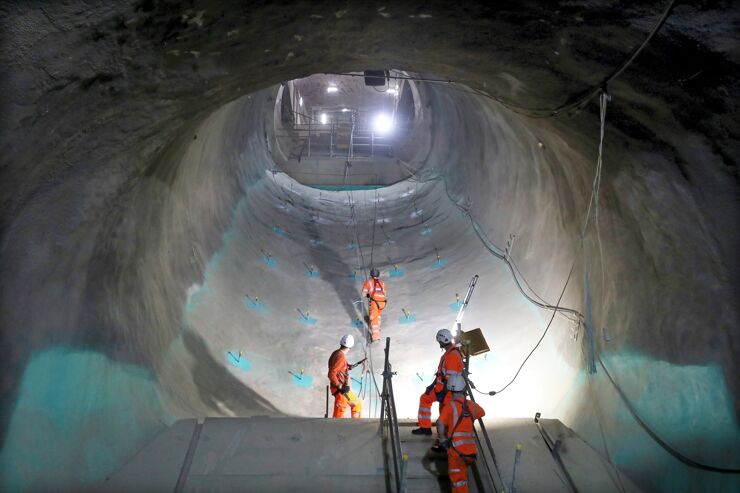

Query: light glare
[[327, 86, 338, 93], [320, 113, 328, 125], [373, 113, 393, 134]]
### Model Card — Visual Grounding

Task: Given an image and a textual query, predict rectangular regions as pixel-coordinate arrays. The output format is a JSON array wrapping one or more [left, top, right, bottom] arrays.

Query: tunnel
[[0, 1, 738, 492]]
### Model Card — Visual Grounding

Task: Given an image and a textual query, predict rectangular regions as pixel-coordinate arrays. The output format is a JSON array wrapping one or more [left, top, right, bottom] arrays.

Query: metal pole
[[465, 348, 505, 492], [308, 120, 311, 157], [325, 385, 329, 418]]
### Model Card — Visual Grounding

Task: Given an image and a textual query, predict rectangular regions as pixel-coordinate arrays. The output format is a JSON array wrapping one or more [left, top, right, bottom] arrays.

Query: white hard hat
[[447, 374, 467, 392], [340, 334, 355, 348], [436, 328, 453, 345]]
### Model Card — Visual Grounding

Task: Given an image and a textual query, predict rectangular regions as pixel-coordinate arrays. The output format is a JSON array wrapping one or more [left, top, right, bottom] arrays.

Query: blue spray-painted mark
[[310, 238, 322, 246], [389, 267, 405, 278], [399, 313, 417, 324], [226, 351, 252, 371], [421, 227, 433, 236], [583, 264, 597, 374], [351, 319, 365, 329], [449, 299, 463, 312], [291, 374, 314, 389], [431, 258, 448, 270], [347, 272, 360, 281], [298, 315, 317, 325], [244, 298, 267, 312], [272, 225, 287, 236], [347, 242, 358, 251], [305, 270, 320, 278], [262, 255, 278, 267]]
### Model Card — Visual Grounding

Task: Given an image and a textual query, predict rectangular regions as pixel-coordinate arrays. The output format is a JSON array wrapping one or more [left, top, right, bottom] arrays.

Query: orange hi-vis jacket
[[440, 397, 486, 456], [362, 278, 387, 303], [434, 346, 464, 393], [328, 349, 350, 395]]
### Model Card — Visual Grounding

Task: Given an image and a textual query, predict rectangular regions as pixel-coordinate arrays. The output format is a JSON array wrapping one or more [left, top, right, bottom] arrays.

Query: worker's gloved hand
[[441, 439, 452, 450], [436, 389, 448, 404], [425, 383, 435, 395], [341, 384, 351, 395]]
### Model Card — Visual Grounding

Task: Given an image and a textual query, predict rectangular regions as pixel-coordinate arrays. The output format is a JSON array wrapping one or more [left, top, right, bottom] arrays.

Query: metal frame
[[378, 337, 406, 493]]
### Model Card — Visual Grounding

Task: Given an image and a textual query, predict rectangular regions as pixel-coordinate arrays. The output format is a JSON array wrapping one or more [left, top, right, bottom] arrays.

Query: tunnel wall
[[1, 2, 738, 492]]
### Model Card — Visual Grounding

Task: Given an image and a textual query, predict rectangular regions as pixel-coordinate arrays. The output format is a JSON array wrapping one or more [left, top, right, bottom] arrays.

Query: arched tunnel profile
[[0, 2, 738, 492]]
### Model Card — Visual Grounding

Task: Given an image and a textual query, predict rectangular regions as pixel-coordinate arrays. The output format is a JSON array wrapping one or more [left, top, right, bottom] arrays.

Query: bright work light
[[373, 113, 393, 134]]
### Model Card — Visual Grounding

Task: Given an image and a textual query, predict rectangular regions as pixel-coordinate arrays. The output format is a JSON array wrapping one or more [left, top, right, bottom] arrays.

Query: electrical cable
[[323, 0, 677, 119], [596, 356, 740, 474], [476, 258, 577, 396]]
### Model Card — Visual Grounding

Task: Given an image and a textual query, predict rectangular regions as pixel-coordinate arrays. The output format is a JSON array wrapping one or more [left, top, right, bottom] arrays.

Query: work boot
[[411, 427, 432, 436]]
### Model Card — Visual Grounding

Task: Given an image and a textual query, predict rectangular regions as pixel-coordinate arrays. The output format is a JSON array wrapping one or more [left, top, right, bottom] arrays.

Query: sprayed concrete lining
[[0, 2, 738, 492]]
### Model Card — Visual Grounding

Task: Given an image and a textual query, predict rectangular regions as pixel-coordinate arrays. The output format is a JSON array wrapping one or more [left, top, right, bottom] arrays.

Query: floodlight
[[373, 113, 393, 134], [327, 86, 338, 93], [320, 113, 328, 125]]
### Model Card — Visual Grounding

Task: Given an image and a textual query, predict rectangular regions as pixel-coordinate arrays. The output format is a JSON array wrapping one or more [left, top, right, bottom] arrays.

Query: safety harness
[[431, 346, 463, 401], [368, 278, 387, 309], [447, 398, 479, 461]]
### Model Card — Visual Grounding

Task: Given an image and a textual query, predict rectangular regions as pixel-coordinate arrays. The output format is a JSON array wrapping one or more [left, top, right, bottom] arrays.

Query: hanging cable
[[323, 0, 676, 119], [473, 258, 577, 396]]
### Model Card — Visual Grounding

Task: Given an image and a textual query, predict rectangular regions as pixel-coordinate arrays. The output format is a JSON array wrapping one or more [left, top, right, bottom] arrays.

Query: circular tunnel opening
[[272, 70, 424, 188], [1, 3, 738, 492]]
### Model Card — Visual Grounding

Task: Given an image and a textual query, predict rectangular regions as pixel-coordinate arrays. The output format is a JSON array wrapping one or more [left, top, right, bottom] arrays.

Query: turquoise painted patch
[[291, 373, 314, 388], [351, 319, 365, 329], [0, 347, 173, 493], [389, 267, 405, 278], [449, 300, 463, 312], [305, 270, 320, 278], [384, 239, 396, 246], [262, 255, 278, 267], [226, 351, 252, 371], [347, 242, 358, 251], [399, 313, 417, 324], [272, 225, 287, 236], [312, 184, 383, 191], [244, 298, 266, 312], [348, 272, 360, 281], [421, 227, 433, 236], [431, 258, 448, 269], [310, 238, 322, 246], [298, 314, 317, 325], [573, 351, 740, 493]]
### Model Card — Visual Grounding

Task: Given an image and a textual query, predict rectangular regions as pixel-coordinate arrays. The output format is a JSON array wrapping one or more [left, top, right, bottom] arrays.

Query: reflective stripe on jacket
[[434, 346, 464, 392], [328, 349, 349, 393], [447, 398, 485, 455], [362, 278, 387, 302]]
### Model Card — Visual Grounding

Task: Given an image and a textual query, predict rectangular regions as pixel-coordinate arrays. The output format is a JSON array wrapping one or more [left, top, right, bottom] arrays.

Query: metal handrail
[[378, 337, 406, 493]]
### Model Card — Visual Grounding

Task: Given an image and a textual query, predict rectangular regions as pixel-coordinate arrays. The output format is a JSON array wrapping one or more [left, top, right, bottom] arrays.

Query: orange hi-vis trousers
[[333, 389, 362, 418], [417, 388, 452, 429], [448, 448, 477, 493], [368, 299, 386, 341]]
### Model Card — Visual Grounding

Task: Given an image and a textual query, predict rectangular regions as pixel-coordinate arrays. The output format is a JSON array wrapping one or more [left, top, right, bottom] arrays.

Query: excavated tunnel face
[[1, 2, 738, 492]]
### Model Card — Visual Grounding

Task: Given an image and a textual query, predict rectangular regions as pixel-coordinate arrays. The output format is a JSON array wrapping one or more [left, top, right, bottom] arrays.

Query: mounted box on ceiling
[[364, 70, 388, 86], [459, 328, 490, 357]]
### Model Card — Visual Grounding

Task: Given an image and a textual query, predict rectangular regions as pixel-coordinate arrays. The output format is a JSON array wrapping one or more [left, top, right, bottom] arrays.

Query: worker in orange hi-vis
[[437, 374, 485, 493], [362, 267, 387, 342], [327, 334, 365, 418], [412, 329, 464, 436]]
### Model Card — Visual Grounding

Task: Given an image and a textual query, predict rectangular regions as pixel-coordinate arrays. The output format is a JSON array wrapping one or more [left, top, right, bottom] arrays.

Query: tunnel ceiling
[[1, 1, 739, 492]]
